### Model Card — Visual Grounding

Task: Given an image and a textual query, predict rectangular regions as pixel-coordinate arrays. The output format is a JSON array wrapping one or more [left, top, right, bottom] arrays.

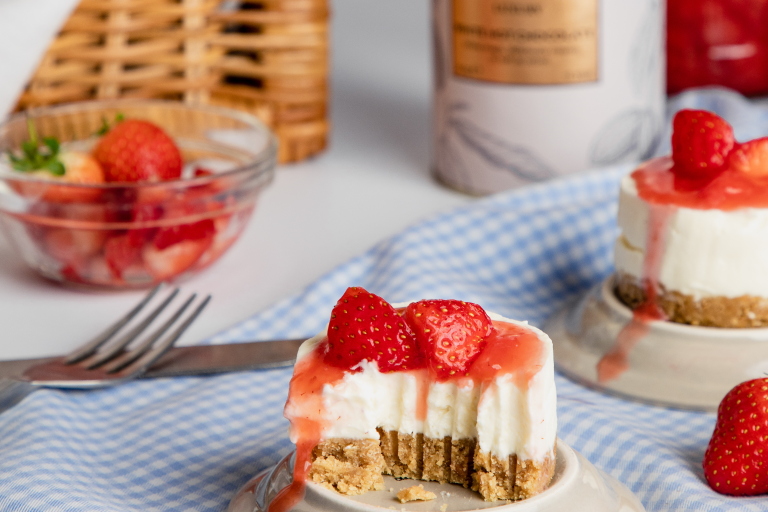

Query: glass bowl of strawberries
[[0, 100, 277, 288]]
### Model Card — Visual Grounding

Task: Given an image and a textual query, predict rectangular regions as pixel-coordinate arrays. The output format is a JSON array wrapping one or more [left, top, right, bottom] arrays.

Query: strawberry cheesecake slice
[[615, 109, 768, 327], [277, 288, 557, 510]]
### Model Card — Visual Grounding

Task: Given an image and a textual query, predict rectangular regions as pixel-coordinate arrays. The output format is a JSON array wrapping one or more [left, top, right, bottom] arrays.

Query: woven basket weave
[[15, 0, 329, 164]]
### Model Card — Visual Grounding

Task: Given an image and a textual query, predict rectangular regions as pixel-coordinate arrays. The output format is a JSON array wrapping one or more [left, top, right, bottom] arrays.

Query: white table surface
[[0, 0, 474, 360]]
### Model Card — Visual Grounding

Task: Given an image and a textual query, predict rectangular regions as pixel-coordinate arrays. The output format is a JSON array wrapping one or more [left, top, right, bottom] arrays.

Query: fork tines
[[66, 284, 212, 375]]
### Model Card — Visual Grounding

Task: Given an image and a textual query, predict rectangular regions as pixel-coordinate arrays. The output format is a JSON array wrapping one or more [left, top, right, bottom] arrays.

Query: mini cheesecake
[[614, 109, 768, 327], [279, 288, 557, 509]]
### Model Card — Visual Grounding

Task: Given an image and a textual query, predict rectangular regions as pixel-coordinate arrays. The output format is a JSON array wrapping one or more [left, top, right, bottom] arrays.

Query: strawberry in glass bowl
[[0, 100, 276, 289]]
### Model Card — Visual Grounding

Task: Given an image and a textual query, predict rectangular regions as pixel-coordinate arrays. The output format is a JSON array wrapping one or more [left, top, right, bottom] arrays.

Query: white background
[[0, 0, 475, 360]]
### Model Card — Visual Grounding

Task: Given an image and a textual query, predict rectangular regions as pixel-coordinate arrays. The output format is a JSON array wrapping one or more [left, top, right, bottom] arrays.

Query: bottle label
[[452, 0, 598, 84]]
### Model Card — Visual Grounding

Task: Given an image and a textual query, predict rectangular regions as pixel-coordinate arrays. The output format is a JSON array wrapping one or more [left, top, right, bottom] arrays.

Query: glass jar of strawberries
[[667, 0, 768, 96], [0, 100, 276, 289]]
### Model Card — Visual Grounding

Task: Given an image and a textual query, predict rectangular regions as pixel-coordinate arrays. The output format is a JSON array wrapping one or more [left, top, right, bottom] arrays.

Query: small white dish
[[227, 438, 644, 512], [545, 275, 768, 412]]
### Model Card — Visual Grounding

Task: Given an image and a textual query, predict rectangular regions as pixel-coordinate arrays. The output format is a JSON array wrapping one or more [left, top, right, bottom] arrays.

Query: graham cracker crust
[[309, 438, 384, 495], [310, 432, 555, 501], [615, 272, 768, 328], [473, 448, 556, 501]]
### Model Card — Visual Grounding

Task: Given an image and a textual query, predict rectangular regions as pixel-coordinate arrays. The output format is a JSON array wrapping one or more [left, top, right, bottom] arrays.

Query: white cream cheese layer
[[288, 311, 557, 462], [476, 316, 557, 462], [615, 173, 768, 300]]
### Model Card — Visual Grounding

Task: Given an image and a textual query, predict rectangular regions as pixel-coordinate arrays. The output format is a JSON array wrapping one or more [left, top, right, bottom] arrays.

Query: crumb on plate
[[396, 484, 437, 503]]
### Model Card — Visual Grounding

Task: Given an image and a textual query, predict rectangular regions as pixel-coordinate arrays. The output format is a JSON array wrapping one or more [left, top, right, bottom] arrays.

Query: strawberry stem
[[96, 112, 125, 136], [7, 116, 65, 176]]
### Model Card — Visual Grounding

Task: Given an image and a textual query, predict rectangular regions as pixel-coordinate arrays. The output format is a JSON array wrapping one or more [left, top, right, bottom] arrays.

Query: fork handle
[[0, 379, 36, 415]]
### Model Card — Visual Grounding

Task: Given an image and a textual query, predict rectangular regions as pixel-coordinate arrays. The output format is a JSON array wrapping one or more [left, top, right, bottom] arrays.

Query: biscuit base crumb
[[310, 434, 555, 502], [472, 445, 556, 501], [397, 484, 436, 503], [616, 272, 768, 327], [309, 438, 384, 495]]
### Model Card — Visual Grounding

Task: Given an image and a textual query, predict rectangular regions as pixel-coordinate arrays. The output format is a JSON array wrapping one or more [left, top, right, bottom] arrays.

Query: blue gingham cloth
[[3, 88, 768, 512]]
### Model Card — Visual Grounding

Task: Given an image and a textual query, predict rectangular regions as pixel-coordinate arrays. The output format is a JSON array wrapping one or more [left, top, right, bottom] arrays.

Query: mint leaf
[[46, 160, 66, 176], [43, 137, 59, 154]]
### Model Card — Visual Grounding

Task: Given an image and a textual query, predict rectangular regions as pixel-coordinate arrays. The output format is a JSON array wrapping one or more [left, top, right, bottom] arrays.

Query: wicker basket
[[15, 0, 329, 164]]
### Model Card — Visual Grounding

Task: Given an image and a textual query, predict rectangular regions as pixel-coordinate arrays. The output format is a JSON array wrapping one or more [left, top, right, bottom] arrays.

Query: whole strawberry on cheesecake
[[615, 109, 768, 327], [280, 287, 557, 508]]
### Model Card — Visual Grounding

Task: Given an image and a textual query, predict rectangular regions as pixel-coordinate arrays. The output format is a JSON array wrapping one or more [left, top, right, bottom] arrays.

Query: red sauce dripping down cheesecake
[[272, 315, 545, 512], [271, 357, 347, 512], [598, 202, 671, 382]]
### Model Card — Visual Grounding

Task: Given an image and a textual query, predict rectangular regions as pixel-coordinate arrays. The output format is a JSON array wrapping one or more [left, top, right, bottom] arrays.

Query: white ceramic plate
[[545, 275, 768, 412], [227, 438, 644, 512]]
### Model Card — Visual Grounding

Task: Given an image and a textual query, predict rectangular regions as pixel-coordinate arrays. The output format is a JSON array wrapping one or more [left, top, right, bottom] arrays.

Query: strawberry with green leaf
[[7, 118, 105, 202], [8, 119, 65, 176]]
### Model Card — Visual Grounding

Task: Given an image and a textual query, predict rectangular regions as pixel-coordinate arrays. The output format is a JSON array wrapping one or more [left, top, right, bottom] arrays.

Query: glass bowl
[[0, 100, 277, 289]]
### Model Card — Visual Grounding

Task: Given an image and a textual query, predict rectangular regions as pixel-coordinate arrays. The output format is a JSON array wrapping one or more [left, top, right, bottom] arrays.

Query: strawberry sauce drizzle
[[469, 321, 545, 389], [598, 160, 691, 383], [415, 372, 430, 422], [633, 156, 768, 210], [598, 203, 673, 383], [271, 351, 346, 512]]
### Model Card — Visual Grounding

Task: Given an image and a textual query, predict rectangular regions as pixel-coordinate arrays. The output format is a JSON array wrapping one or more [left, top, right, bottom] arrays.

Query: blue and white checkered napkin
[[3, 88, 768, 512]]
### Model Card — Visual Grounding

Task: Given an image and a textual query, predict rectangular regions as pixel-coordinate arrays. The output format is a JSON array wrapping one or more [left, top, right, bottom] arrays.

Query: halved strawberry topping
[[323, 287, 423, 372], [671, 109, 735, 180], [405, 299, 493, 380], [727, 138, 768, 177]]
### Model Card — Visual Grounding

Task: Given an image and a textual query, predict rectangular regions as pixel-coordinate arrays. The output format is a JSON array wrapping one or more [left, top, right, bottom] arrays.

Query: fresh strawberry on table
[[404, 299, 493, 379], [323, 287, 424, 372], [703, 377, 768, 496], [92, 119, 182, 182], [671, 109, 735, 180]]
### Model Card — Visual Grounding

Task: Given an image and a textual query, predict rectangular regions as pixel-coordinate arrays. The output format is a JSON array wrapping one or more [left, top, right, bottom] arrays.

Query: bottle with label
[[432, 0, 665, 195]]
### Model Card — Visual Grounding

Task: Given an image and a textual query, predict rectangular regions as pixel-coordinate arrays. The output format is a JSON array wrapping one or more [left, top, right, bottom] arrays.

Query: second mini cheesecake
[[614, 109, 768, 327]]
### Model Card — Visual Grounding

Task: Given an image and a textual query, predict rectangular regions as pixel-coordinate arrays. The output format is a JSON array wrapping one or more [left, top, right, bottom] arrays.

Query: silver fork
[[17, 284, 211, 389]]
